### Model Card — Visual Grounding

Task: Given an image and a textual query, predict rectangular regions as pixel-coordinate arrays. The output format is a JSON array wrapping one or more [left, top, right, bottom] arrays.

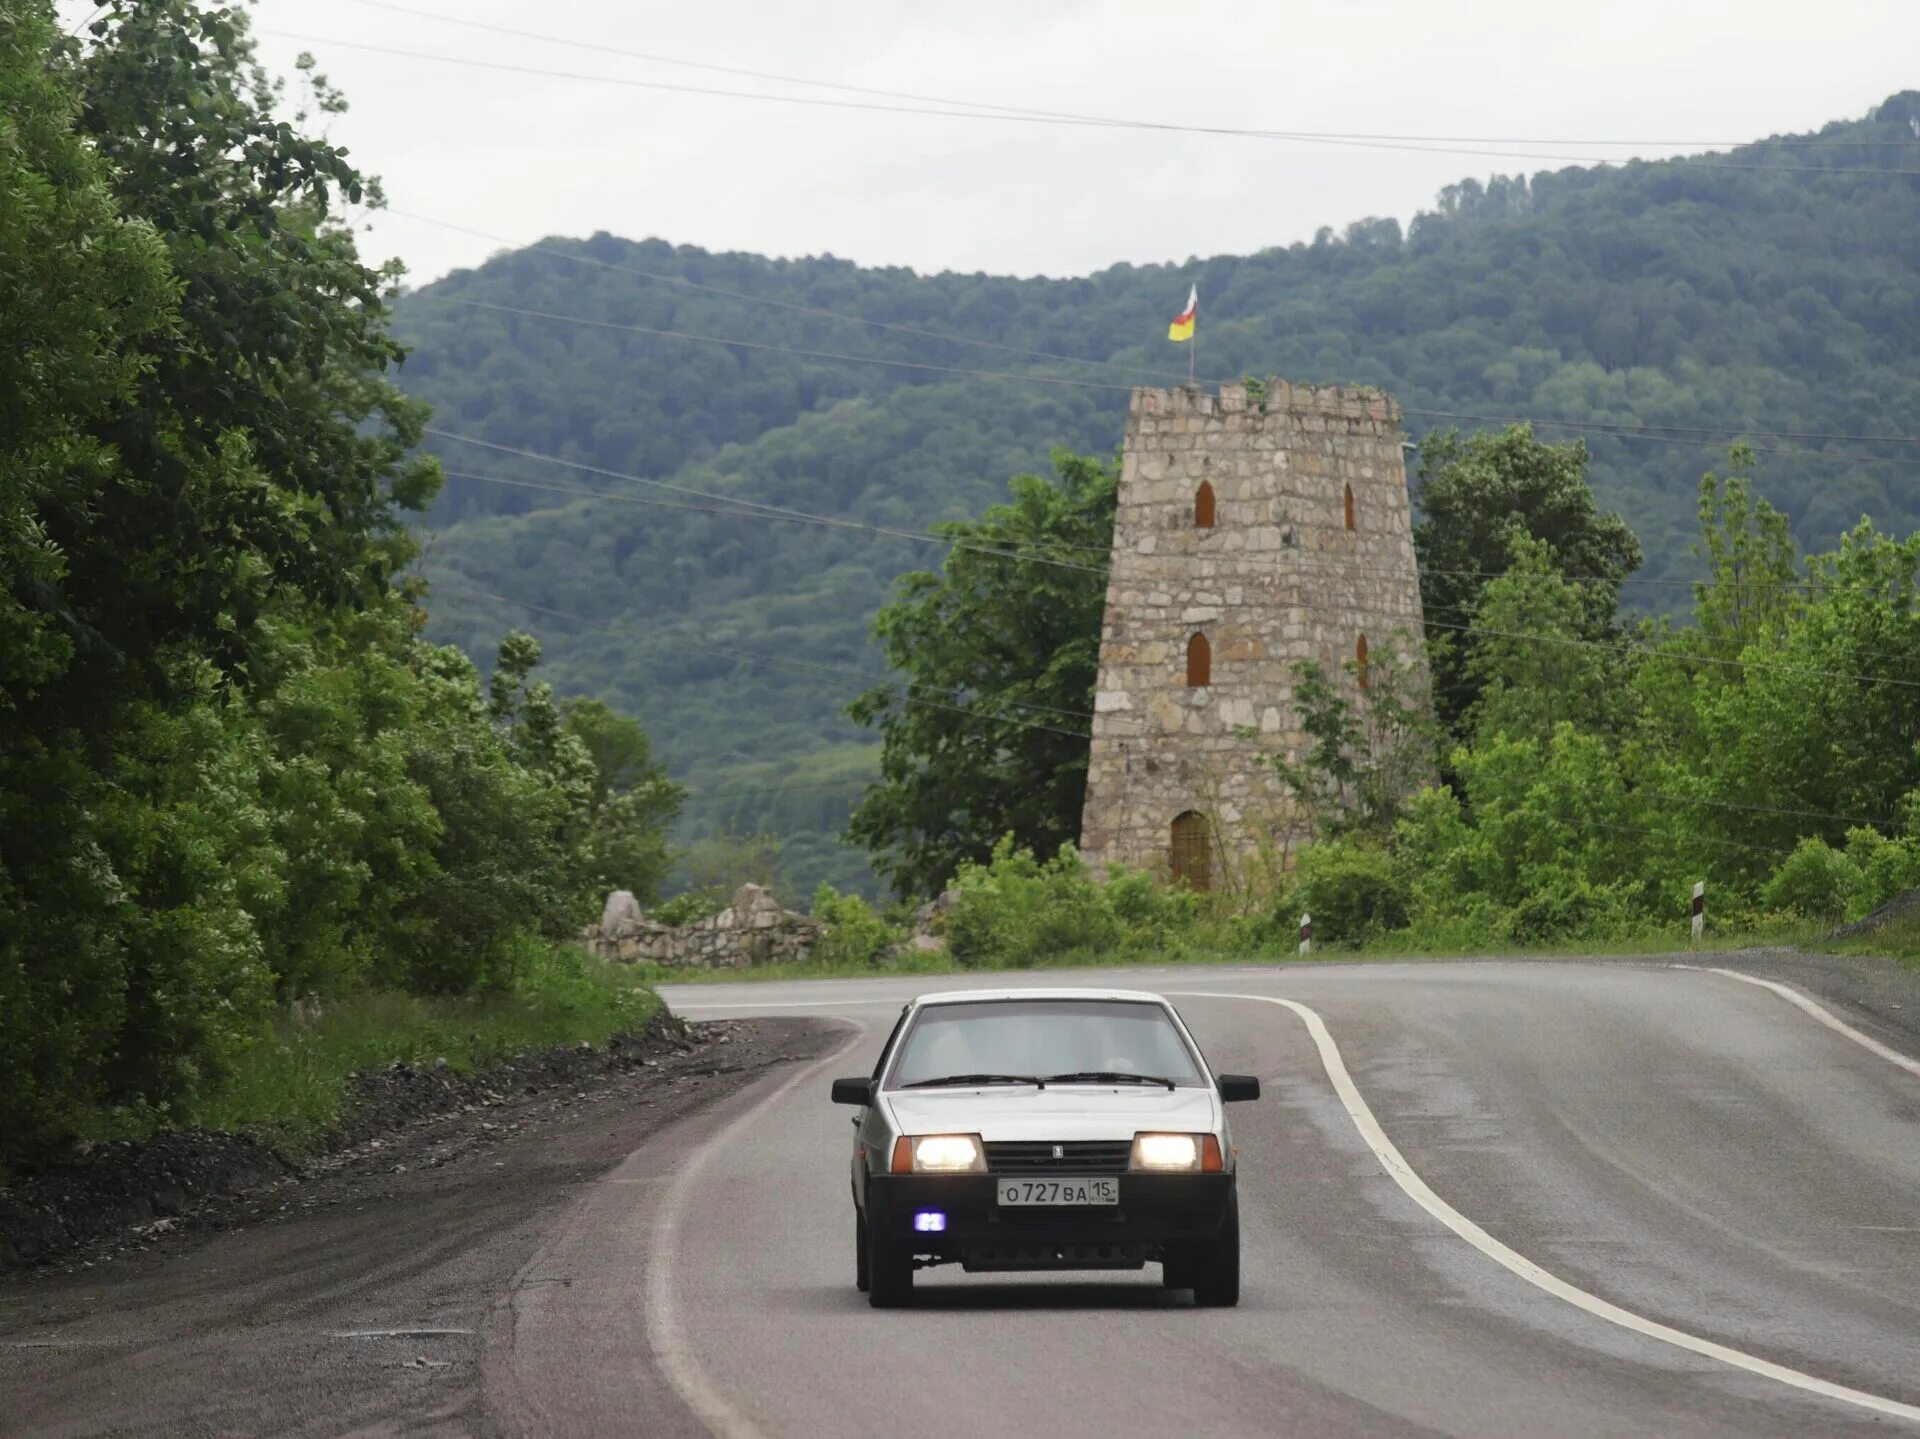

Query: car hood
[[883, 1085, 1218, 1141]]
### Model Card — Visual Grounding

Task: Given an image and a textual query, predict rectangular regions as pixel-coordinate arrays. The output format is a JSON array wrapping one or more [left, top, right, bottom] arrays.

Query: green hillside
[[395, 92, 1920, 899]]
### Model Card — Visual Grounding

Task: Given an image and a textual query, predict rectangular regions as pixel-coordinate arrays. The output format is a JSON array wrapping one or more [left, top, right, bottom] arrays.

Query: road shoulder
[[0, 1017, 841, 1437]]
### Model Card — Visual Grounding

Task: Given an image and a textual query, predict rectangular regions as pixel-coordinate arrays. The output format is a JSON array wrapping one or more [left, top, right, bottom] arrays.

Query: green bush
[[1762, 838, 1860, 921], [1500, 873, 1634, 944], [1844, 828, 1920, 918], [1285, 841, 1409, 946], [809, 884, 900, 968], [944, 838, 1199, 968], [652, 887, 730, 927]]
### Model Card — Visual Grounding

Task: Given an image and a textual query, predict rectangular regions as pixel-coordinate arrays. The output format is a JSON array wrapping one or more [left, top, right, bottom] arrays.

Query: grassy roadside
[[74, 944, 662, 1158], [625, 918, 1873, 987], [1824, 909, 1920, 970]]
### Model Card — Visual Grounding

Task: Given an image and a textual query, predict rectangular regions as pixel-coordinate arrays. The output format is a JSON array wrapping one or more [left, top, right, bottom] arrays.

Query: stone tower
[[1079, 381, 1426, 888]]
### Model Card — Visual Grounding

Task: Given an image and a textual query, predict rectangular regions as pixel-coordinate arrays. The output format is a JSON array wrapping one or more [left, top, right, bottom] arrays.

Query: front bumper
[[866, 1172, 1235, 1270]]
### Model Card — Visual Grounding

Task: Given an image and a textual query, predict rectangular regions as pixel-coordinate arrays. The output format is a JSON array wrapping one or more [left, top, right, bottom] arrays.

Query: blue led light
[[913, 1210, 947, 1233]]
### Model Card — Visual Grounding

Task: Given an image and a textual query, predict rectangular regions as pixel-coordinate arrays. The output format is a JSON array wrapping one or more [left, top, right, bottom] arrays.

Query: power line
[[390, 211, 1195, 385], [1558, 818, 1794, 857], [432, 437, 1920, 693], [418, 296, 1920, 469], [423, 295, 1130, 393], [399, 213, 1920, 458], [1401, 405, 1920, 467], [443, 583, 1092, 739], [1632, 791, 1896, 828], [680, 776, 875, 804], [263, 28, 1920, 178], [432, 579, 1902, 842], [331, 1, 1920, 153], [424, 496, 1907, 832], [425, 436, 1111, 573], [446, 462, 1863, 605], [1420, 611, 1920, 693], [439, 463, 1098, 568]]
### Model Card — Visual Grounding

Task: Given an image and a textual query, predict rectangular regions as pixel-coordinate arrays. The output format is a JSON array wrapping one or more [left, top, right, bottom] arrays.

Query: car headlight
[[1130, 1132, 1224, 1172], [897, 1134, 986, 1173]]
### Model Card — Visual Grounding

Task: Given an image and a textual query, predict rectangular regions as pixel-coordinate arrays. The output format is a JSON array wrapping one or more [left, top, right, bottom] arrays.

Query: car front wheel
[[856, 1211, 871, 1293], [865, 1206, 914, 1308], [1191, 1191, 1240, 1308]]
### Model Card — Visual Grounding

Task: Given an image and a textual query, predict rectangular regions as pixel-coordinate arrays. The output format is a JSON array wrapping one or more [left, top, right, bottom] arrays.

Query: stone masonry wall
[[1079, 381, 1427, 886], [585, 884, 822, 969]]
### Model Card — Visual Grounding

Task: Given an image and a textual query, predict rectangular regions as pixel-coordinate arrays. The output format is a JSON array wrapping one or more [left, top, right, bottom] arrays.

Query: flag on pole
[[1167, 285, 1197, 343]]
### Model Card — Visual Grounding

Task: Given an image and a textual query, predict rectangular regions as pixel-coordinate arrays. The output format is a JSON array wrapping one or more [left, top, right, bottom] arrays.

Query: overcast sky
[[66, 0, 1920, 287]]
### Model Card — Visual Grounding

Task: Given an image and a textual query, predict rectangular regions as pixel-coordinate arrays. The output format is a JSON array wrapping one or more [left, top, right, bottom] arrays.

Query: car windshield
[[885, 999, 1205, 1089]]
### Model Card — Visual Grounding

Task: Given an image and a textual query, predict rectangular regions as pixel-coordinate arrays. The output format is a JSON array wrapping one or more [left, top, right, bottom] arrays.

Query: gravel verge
[[0, 1009, 745, 1272]]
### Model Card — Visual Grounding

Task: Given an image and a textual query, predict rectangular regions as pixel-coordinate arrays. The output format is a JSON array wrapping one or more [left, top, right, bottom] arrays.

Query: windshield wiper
[[1044, 1070, 1178, 1091], [901, 1072, 1048, 1090]]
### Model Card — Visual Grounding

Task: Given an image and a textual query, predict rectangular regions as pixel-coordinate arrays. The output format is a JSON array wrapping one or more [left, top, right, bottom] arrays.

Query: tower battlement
[[1079, 381, 1427, 888]]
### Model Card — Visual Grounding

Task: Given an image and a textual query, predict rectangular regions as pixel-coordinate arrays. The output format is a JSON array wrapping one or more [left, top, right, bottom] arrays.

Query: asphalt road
[[611, 961, 1920, 1439], [5, 959, 1918, 1437]]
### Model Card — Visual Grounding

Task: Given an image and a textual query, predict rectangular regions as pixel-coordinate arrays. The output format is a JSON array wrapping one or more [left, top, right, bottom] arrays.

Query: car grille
[[984, 1140, 1132, 1174]]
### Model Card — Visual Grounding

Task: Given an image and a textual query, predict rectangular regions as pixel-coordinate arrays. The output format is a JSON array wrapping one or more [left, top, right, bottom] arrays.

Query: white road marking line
[[327, 1327, 474, 1339], [1687, 967, 1920, 1080], [1173, 989, 1920, 1427], [646, 1025, 869, 1439]]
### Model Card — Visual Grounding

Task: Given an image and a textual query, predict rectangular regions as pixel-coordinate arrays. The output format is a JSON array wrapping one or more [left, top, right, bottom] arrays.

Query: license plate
[[996, 1177, 1119, 1207]]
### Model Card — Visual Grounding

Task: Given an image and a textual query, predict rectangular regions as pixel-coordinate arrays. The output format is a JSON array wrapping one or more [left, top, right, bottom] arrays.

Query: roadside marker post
[[1299, 914, 1311, 958], [1691, 881, 1705, 945]]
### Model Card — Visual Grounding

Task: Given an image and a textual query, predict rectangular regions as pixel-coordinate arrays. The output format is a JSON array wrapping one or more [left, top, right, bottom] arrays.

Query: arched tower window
[[1194, 481, 1216, 529], [1356, 632, 1370, 690], [1343, 482, 1356, 531], [1170, 811, 1212, 891], [1186, 632, 1211, 688]]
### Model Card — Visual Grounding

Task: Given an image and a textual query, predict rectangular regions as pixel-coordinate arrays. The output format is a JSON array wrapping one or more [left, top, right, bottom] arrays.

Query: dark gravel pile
[[1829, 888, 1920, 940], [0, 1008, 705, 1270]]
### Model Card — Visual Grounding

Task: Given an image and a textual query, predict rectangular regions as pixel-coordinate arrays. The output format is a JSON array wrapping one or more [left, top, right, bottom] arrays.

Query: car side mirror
[[1216, 1074, 1260, 1103], [830, 1077, 873, 1106]]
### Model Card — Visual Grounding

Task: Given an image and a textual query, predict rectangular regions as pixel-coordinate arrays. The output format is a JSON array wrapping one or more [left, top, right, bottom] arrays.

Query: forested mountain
[[397, 93, 1920, 899]]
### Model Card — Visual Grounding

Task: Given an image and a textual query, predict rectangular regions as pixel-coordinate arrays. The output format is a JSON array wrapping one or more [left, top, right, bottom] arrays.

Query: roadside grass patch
[[81, 942, 661, 1154], [630, 905, 1855, 986], [1823, 910, 1920, 973]]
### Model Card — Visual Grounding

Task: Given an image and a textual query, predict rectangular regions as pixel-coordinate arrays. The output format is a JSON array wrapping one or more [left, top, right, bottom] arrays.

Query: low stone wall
[[585, 884, 824, 969]]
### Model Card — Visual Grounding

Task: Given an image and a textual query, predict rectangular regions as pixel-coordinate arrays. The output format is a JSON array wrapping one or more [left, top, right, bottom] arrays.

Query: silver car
[[830, 987, 1259, 1308]]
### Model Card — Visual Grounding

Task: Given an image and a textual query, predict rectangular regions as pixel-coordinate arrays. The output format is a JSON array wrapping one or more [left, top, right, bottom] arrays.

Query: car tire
[[1191, 1192, 1240, 1308], [866, 1209, 913, 1308], [856, 1211, 871, 1293], [1161, 1250, 1193, 1291]]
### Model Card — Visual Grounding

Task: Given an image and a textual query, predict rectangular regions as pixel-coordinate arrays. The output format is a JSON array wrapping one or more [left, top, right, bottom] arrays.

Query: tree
[[1413, 425, 1642, 737], [0, 2, 178, 711], [1257, 636, 1434, 843], [1465, 535, 1633, 745], [848, 451, 1114, 898], [1, 1, 202, 1155], [563, 698, 683, 904], [1690, 522, 1920, 863], [1688, 448, 1803, 668]]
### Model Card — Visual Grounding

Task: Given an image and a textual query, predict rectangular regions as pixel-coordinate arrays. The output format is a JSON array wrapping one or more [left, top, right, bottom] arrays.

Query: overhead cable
[[431, 583, 1895, 840], [417, 296, 1920, 468], [263, 29, 1920, 178], [390, 210, 1195, 385]]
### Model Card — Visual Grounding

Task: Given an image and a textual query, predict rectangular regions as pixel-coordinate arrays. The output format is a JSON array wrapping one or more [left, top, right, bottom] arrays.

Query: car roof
[[907, 987, 1173, 1007]]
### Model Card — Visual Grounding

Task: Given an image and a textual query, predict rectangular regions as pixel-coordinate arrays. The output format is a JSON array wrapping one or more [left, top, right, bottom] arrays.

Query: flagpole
[[1189, 300, 1197, 386]]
